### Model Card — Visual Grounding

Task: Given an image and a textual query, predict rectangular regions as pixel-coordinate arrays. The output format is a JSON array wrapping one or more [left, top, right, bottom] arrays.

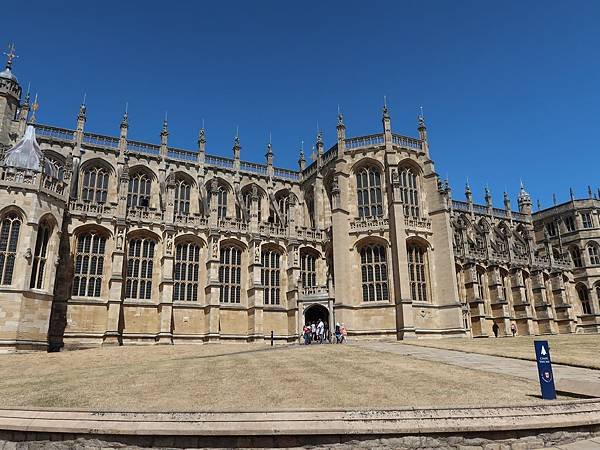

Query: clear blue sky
[[3, 1, 599, 208]]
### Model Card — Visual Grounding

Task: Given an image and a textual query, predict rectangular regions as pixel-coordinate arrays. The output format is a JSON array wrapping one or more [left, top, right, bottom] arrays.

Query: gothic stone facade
[[0, 58, 592, 352]]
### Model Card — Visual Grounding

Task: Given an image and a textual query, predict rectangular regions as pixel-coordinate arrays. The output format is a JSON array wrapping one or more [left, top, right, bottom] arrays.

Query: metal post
[[271, 330, 274, 346]]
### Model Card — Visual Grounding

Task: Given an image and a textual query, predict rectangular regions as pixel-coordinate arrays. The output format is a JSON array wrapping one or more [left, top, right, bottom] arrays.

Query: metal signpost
[[534, 340, 556, 400]]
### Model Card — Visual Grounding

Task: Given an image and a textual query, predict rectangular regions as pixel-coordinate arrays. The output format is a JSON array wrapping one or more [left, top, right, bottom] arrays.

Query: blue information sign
[[534, 340, 556, 400]]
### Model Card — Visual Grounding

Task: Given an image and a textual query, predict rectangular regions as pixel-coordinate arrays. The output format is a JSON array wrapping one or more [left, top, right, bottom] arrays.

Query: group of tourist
[[302, 320, 347, 344]]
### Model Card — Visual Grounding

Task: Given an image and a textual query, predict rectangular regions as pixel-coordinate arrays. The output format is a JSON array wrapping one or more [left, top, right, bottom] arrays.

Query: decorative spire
[[537, 199, 542, 211], [23, 82, 30, 106], [518, 180, 532, 214], [3, 43, 17, 70], [30, 93, 39, 124], [298, 139, 306, 171], [120, 103, 128, 128], [78, 94, 87, 121], [465, 179, 472, 196], [382, 95, 389, 119], [418, 106, 425, 128], [337, 105, 344, 126], [484, 185, 492, 207], [198, 127, 206, 145], [161, 112, 168, 136], [569, 187, 574, 201], [588, 185, 593, 199], [552, 193, 557, 205], [503, 191, 511, 210]]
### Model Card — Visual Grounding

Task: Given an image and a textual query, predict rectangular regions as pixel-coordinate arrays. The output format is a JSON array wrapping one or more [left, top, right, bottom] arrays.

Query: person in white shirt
[[310, 322, 317, 342], [317, 319, 325, 344]]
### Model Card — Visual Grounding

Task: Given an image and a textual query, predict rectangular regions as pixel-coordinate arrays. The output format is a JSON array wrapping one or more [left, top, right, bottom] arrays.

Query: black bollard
[[271, 330, 274, 346]]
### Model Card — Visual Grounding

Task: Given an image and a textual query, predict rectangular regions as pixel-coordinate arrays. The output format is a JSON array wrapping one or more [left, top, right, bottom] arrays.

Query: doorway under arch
[[304, 304, 329, 327]]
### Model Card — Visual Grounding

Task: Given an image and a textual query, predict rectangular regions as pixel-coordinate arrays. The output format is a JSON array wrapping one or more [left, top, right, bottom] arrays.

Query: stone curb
[[0, 399, 599, 436]]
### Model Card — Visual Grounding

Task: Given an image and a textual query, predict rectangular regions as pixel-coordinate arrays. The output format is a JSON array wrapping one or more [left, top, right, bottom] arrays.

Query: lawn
[[405, 334, 600, 369], [0, 343, 555, 411]]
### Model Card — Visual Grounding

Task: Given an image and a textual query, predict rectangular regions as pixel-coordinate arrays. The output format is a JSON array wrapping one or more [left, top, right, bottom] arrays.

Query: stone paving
[[354, 341, 600, 398], [543, 436, 600, 449]]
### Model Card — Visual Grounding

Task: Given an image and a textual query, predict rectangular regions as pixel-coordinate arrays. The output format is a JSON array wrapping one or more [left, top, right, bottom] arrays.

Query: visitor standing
[[317, 319, 325, 344], [340, 323, 347, 343], [492, 322, 499, 338], [311, 322, 316, 342], [511, 322, 517, 337], [335, 322, 341, 343]]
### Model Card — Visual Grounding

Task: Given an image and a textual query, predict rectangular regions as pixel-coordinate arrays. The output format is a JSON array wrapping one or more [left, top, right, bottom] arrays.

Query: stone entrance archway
[[304, 304, 329, 327]]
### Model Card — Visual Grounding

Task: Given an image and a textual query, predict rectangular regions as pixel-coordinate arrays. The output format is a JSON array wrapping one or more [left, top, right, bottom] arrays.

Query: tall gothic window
[[276, 193, 290, 226], [127, 172, 151, 208], [217, 185, 227, 219], [175, 178, 191, 215], [301, 252, 317, 288], [173, 242, 200, 302], [577, 285, 592, 315], [399, 166, 420, 218], [570, 246, 583, 268], [407, 243, 429, 302], [356, 166, 383, 219], [219, 246, 242, 303], [477, 269, 486, 300], [262, 249, 281, 305], [29, 222, 51, 289], [72, 232, 106, 297], [360, 244, 388, 302], [582, 212, 593, 229], [46, 157, 65, 181], [125, 237, 155, 300], [82, 166, 109, 203], [588, 243, 600, 265], [0, 213, 20, 285]]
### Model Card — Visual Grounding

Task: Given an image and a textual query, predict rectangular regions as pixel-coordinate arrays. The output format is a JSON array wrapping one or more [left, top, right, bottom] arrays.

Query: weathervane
[[4, 43, 17, 69]]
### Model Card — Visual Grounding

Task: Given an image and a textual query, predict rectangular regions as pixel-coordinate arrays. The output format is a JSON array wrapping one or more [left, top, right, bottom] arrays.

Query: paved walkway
[[353, 341, 600, 398]]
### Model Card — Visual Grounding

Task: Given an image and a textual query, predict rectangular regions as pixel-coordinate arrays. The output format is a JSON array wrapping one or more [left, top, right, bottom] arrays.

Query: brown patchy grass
[[0, 343, 559, 411], [405, 334, 600, 369]]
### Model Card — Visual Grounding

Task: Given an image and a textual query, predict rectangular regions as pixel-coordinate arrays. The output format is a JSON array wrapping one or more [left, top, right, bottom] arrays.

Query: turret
[[118, 106, 128, 156], [465, 180, 473, 205], [518, 181, 532, 215], [0, 43, 22, 146]]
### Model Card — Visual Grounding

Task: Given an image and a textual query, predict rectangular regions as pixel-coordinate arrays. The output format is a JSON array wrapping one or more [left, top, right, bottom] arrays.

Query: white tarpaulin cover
[[4, 125, 57, 177]]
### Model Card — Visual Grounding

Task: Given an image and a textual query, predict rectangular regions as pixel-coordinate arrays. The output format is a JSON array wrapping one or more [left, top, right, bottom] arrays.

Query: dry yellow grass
[[406, 334, 600, 369], [0, 343, 557, 411]]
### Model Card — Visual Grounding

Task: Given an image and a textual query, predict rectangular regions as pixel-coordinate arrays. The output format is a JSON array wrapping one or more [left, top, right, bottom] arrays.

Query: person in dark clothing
[[492, 322, 499, 338], [335, 322, 341, 343]]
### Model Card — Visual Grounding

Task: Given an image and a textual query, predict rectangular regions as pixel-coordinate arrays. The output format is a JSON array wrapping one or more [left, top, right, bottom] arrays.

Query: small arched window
[[217, 185, 227, 219], [587, 243, 600, 265], [0, 212, 21, 285], [301, 251, 317, 288], [125, 237, 155, 300], [356, 166, 383, 219], [399, 166, 420, 218], [261, 249, 281, 305], [577, 285, 592, 315], [173, 242, 200, 302], [570, 247, 583, 268], [407, 243, 429, 302], [82, 166, 109, 203], [360, 244, 388, 301], [30, 222, 51, 289], [175, 178, 191, 216], [219, 246, 242, 303], [72, 232, 106, 297], [127, 172, 151, 208]]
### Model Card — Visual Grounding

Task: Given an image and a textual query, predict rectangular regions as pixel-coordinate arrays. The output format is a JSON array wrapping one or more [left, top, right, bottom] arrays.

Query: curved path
[[353, 341, 600, 398]]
